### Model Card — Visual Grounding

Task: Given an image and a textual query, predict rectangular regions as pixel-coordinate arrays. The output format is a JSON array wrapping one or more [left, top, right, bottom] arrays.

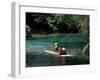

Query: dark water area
[[26, 34, 89, 67]]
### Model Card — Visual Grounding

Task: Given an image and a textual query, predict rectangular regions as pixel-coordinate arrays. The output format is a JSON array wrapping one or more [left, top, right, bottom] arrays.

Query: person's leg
[[56, 48, 58, 52]]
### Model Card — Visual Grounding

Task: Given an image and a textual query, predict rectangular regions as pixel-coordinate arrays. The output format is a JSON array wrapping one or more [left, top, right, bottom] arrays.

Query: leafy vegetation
[[26, 13, 89, 36]]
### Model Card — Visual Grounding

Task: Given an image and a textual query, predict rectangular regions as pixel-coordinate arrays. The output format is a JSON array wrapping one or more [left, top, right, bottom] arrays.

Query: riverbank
[[29, 33, 88, 38], [31, 33, 61, 38]]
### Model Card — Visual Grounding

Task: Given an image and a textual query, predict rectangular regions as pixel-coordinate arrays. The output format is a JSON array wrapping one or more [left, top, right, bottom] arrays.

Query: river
[[26, 34, 89, 67]]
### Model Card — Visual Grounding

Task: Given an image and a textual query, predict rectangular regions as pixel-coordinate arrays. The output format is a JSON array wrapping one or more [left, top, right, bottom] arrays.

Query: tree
[[26, 13, 89, 35]]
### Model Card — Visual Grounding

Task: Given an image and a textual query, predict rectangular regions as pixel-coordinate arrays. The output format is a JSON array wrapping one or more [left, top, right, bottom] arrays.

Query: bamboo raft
[[44, 50, 75, 57]]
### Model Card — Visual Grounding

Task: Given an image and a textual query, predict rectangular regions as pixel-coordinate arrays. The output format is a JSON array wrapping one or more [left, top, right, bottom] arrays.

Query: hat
[[54, 43, 58, 45]]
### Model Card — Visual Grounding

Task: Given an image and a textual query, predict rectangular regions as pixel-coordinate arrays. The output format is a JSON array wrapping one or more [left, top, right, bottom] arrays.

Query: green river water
[[26, 34, 89, 67]]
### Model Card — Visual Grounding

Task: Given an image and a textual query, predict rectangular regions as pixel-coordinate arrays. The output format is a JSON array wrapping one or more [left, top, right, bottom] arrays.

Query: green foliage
[[26, 25, 32, 37], [26, 13, 89, 35], [83, 43, 89, 56], [77, 15, 89, 34]]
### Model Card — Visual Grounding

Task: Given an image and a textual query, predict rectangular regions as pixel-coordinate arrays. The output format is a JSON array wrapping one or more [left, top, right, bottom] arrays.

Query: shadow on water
[[26, 34, 89, 67], [26, 53, 89, 67]]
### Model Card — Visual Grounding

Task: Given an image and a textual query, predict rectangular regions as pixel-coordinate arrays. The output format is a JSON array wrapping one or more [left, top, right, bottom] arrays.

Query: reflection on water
[[26, 34, 89, 67]]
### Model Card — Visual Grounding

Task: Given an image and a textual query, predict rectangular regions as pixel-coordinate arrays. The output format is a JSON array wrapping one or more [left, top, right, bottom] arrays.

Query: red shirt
[[60, 48, 66, 55]]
